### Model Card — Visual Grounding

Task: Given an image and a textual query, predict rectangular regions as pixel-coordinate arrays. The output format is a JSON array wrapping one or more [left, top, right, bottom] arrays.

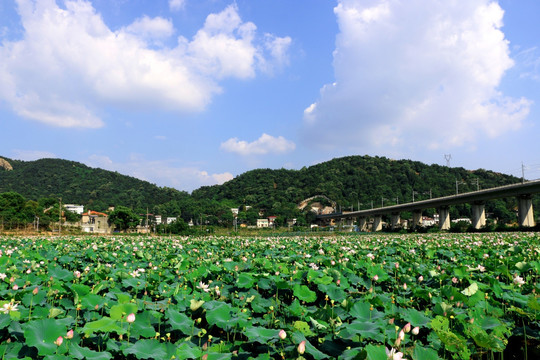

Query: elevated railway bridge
[[317, 179, 540, 231]]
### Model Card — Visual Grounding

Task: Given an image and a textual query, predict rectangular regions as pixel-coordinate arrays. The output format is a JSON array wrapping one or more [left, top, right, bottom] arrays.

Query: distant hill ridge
[[0, 155, 531, 223]]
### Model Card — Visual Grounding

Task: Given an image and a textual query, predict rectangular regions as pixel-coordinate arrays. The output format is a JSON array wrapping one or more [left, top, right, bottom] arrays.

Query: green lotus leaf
[[69, 343, 113, 360], [122, 339, 167, 360], [293, 284, 317, 303], [291, 332, 329, 360], [190, 299, 205, 311], [23, 318, 66, 356], [204, 301, 233, 329], [461, 282, 478, 297], [400, 307, 432, 327], [365, 344, 387, 360], [244, 326, 279, 344], [293, 320, 314, 336], [206, 353, 233, 360], [175, 342, 202, 360], [237, 273, 256, 288], [0, 314, 11, 329], [82, 317, 125, 336], [349, 301, 384, 322], [80, 293, 106, 310], [71, 284, 91, 305], [166, 308, 194, 335], [318, 283, 346, 302], [48, 266, 74, 282], [413, 345, 441, 360], [110, 303, 138, 320], [341, 321, 384, 342], [48, 308, 64, 319]]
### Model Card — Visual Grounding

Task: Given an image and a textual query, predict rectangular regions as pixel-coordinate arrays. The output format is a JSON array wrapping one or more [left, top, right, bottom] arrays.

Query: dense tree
[[1, 155, 538, 230], [108, 206, 140, 232]]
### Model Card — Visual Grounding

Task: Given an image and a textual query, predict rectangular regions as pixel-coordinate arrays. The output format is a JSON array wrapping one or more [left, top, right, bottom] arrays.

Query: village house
[[81, 210, 113, 234]]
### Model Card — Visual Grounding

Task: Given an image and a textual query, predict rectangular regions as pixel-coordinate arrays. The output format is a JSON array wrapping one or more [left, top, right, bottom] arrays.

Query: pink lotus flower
[[66, 329, 74, 339], [297, 340, 306, 354], [126, 313, 136, 323], [412, 326, 419, 335], [418, 275, 423, 282], [403, 322, 411, 333], [279, 329, 286, 340], [373, 275, 379, 281], [386, 347, 406, 360], [54, 336, 63, 346]]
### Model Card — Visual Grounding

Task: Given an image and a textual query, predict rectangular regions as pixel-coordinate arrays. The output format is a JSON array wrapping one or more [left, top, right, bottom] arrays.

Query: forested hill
[[0, 157, 190, 211], [192, 155, 521, 210], [0, 155, 530, 223]]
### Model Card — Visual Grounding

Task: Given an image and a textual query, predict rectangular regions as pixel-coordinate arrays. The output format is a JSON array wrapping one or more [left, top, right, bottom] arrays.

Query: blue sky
[[1, 0, 539, 192]]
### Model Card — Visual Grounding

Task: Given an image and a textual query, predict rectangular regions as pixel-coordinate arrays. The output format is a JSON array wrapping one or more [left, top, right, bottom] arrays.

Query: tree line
[[1, 155, 537, 232]]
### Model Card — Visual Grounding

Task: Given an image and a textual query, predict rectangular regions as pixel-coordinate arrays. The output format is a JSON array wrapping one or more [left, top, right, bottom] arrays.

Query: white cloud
[[220, 133, 296, 156], [121, 16, 174, 44], [169, 0, 186, 12], [11, 149, 57, 161], [86, 154, 233, 192], [0, 0, 290, 128], [302, 0, 531, 153]]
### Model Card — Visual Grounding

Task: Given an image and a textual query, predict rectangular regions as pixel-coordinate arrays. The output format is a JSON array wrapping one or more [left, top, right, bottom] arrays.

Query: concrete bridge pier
[[357, 217, 367, 232], [518, 195, 536, 227], [412, 210, 422, 229], [472, 202, 486, 229], [438, 206, 450, 230], [373, 215, 383, 232], [391, 213, 401, 230]]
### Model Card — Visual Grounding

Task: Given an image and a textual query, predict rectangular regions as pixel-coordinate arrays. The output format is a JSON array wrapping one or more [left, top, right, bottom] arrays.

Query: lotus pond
[[0, 233, 538, 360]]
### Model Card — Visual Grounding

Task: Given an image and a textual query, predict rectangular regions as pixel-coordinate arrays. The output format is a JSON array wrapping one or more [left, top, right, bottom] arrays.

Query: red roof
[[83, 210, 108, 217]]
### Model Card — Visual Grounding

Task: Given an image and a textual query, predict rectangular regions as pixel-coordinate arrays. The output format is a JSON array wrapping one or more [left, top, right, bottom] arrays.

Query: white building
[[257, 219, 269, 228], [166, 217, 177, 224], [64, 204, 84, 215]]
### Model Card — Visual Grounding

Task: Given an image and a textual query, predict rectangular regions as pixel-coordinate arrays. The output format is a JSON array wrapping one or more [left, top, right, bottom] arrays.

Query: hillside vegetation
[[0, 155, 537, 227]]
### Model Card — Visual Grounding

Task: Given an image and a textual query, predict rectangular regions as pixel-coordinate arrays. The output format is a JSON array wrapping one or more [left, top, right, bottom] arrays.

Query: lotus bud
[[412, 326, 419, 335], [297, 340, 306, 355], [66, 329, 74, 339], [403, 322, 411, 333], [126, 313, 136, 323], [279, 329, 286, 340], [373, 275, 379, 281], [54, 336, 63, 346]]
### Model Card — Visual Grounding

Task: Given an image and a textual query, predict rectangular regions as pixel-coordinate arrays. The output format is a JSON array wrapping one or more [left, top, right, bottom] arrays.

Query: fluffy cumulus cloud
[[169, 0, 185, 12], [86, 154, 233, 192], [303, 0, 531, 152], [0, 0, 290, 128], [220, 133, 296, 156]]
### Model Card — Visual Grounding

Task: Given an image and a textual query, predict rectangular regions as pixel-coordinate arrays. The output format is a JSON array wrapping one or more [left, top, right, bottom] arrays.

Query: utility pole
[[59, 197, 62, 235], [522, 162, 525, 184]]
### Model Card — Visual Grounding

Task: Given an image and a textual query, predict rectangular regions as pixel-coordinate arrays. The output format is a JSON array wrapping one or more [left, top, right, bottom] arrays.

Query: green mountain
[[1, 155, 536, 225], [193, 155, 522, 208], [0, 157, 190, 212]]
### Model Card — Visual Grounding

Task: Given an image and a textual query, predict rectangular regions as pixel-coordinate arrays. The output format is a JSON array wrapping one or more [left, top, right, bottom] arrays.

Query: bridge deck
[[317, 179, 540, 220]]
